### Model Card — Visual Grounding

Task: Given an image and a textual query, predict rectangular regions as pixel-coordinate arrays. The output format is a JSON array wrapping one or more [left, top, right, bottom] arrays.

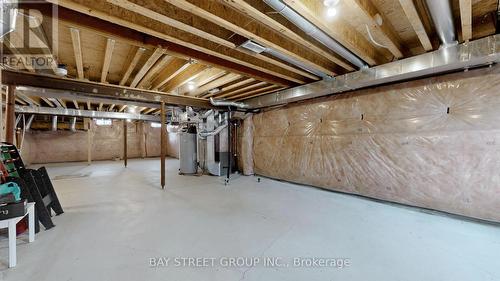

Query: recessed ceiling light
[[327, 7, 337, 17]]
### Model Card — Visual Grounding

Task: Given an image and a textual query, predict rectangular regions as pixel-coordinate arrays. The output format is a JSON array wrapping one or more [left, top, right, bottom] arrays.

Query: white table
[[0, 202, 35, 268]]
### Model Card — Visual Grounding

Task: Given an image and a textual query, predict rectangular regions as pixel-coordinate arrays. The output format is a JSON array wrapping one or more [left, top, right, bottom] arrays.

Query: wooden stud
[[101, 38, 116, 82], [70, 28, 85, 79], [86, 118, 92, 165], [399, 0, 433, 51]]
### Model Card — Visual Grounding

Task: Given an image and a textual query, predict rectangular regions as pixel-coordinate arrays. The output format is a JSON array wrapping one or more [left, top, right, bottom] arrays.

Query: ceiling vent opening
[[239, 40, 266, 54]]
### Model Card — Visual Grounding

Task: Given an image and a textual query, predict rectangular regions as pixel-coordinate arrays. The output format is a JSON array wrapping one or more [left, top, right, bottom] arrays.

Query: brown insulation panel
[[252, 66, 500, 222]]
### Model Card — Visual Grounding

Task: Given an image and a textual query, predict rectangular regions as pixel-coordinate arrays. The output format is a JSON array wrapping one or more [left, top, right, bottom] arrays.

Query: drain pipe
[[263, 0, 367, 69], [209, 97, 249, 109], [425, 0, 457, 47]]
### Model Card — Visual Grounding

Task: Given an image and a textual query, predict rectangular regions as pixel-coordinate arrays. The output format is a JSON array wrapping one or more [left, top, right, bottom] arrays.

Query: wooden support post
[[123, 120, 128, 167], [5, 86, 16, 144], [160, 102, 166, 189]]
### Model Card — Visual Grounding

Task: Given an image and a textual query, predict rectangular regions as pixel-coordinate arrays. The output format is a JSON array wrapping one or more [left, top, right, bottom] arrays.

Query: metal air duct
[[245, 35, 500, 108], [263, 0, 367, 69], [425, 0, 457, 47], [209, 97, 249, 109]]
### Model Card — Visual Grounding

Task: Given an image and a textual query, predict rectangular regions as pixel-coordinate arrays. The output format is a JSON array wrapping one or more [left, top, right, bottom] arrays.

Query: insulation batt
[[250, 66, 500, 222]]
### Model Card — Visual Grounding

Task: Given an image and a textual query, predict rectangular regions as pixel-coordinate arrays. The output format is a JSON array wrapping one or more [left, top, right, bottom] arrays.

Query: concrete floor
[[1, 158, 500, 281]]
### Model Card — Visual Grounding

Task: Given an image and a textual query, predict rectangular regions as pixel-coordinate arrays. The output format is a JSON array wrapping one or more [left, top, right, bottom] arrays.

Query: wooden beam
[[5, 86, 16, 144], [229, 84, 279, 100], [70, 28, 85, 79], [101, 38, 116, 82], [187, 73, 242, 97], [151, 59, 191, 91], [160, 101, 166, 189], [281, 0, 381, 66], [399, 0, 433, 51], [163, 0, 343, 75], [137, 55, 173, 89], [87, 101, 92, 110], [119, 105, 128, 112], [2, 70, 217, 109], [180, 68, 227, 95], [107, 0, 235, 48], [345, 0, 404, 58], [203, 78, 256, 98], [108, 104, 116, 111], [120, 47, 146, 86], [43, 1, 297, 86], [161, 64, 207, 92], [459, 0, 472, 42], [72, 100, 79, 109], [98, 103, 104, 111], [130, 48, 164, 88]]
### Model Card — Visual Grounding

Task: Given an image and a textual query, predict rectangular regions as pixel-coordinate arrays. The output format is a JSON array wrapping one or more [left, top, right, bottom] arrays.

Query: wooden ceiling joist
[[222, 0, 353, 73], [162, 63, 207, 92], [101, 38, 116, 82], [69, 27, 85, 79], [346, 0, 404, 59], [137, 55, 173, 89], [209, 78, 257, 99], [234, 86, 285, 101], [230, 84, 279, 100], [459, 0, 473, 42], [218, 81, 268, 98], [163, 0, 343, 76], [107, 0, 236, 49], [43, 1, 297, 86], [399, 0, 433, 51], [129, 48, 164, 88], [119, 47, 146, 86], [187, 73, 242, 97], [281, 0, 382, 66], [151, 58, 191, 91]]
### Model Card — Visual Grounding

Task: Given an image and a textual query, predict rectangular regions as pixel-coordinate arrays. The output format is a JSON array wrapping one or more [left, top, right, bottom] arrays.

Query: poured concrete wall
[[249, 66, 500, 222], [21, 120, 179, 165]]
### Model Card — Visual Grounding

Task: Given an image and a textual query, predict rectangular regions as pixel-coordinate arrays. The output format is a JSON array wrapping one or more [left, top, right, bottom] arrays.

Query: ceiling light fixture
[[327, 7, 337, 17], [187, 81, 196, 91]]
